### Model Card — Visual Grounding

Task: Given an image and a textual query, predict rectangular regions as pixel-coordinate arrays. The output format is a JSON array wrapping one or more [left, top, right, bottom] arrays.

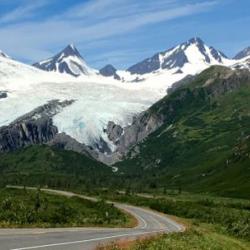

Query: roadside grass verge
[[96, 221, 250, 250], [0, 187, 133, 228], [89, 190, 250, 250], [96, 192, 250, 241]]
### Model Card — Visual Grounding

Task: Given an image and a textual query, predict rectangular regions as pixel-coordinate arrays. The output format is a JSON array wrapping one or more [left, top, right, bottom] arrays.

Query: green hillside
[[0, 145, 113, 190], [116, 66, 250, 198], [0, 66, 250, 199]]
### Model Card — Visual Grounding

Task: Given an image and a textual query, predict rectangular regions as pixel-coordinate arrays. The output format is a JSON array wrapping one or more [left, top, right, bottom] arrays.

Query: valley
[[0, 36, 250, 250]]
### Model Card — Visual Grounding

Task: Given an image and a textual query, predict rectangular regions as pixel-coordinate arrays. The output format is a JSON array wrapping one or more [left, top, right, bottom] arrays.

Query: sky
[[0, 0, 249, 69]]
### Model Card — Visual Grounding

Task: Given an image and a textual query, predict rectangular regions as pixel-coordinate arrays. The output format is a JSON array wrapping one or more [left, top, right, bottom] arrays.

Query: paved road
[[0, 188, 184, 250]]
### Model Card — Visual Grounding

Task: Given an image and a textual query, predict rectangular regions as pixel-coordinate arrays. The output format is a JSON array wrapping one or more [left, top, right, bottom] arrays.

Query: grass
[[94, 192, 250, 241], [0, 187, 132, 228], [97, 225, 250, 250], [95, 191, 250, 250], [115, 70, 250, 198]]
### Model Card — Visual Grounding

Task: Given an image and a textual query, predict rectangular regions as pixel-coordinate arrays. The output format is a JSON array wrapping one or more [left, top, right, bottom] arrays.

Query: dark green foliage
[[116, 67, 250, 198], [0, 188, 129, 227], [0, 145, 113, 190]]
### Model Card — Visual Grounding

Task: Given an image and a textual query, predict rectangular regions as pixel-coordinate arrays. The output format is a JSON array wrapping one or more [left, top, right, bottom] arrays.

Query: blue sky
[[0, 0, 249, 69]]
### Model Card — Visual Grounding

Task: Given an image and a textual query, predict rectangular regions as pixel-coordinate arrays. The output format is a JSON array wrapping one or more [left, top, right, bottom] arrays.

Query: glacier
[[0, 37, 248, 153]]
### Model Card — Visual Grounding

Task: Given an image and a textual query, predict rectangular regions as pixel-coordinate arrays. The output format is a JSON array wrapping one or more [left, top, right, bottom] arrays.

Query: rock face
[[105, 112, 164, 157], [167, 75, 196, 95], [99, 64, 121, 80], [0, 100, 74, 152], [0, 91, 7, 99], [0, 98, 106, 161], [48, 133, 99, 159], [105, 122, 123, 144], [203, 68, 250, 97]]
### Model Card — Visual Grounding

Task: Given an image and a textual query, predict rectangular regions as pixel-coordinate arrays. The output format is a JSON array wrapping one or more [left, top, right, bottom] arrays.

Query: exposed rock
[[105, 111, 164, 157], [167, 74, 196, 94], [93, 137, 112, 154], [202, 68, 250, 97], [48, 133, 98, 159], [105, 121, 123, 144], [0, 91, 7, 99], [99, 64, 121, 80], [0, 100, 74, 152], [104, 67, 250, 163], [33, 44, 93, 77], [127, 37, 227, 75]]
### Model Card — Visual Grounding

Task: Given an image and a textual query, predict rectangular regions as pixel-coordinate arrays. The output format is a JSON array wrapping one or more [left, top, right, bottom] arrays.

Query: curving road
[[0, 188, 184, 250]]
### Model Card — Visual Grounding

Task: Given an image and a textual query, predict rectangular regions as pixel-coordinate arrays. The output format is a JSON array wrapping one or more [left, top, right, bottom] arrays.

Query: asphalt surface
[[0, 188, 184, 250]]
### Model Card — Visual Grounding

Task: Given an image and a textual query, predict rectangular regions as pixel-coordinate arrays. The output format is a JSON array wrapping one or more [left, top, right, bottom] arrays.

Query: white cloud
[[0, 0, 50, 24], [0, 0, 218, 65]]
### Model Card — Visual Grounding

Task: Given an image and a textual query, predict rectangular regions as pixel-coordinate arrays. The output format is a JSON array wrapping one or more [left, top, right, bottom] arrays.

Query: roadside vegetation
[[93, 191, 250, 249], [0, 66, 249, 249], [97, 225, 250, 250], [0, 187, 132, 228]]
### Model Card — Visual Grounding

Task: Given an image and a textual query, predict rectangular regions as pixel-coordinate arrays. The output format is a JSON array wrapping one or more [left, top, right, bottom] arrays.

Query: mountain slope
[[115, 66, 250, 198], [0, 145, 112, 189], [127, 37, 230, 75], [232, 56, 250, 70], [0, 38, 250, 164], [33, 44, 96, 77], [234, 47, 250, 59], [99, 64, 121, 80], [0, 51, 162, 156], [116, 37, 234, 91]]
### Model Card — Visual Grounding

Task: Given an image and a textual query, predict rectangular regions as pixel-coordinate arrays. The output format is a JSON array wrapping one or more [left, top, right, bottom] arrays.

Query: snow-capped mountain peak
[[33, 44, 96, 77], [127, 37, 229, 75], [61, 43, 81, 58]]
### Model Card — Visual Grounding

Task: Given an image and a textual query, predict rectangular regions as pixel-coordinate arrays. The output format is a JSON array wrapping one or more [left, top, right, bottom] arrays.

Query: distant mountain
[[0, 46, 158, 160], [127, 37, 229, 75], [1, 37, 250, 167], [234, 47, 250, 60], [99, 64, 121, 80], [33, 44, 95, 77]]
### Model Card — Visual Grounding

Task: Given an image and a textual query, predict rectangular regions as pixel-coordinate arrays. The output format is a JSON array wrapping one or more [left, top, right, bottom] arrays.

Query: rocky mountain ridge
[[104, 66, 250, 162], [127, 37, 228, 75], [0, 100, 73, 152], [33, 44, 95, 77]]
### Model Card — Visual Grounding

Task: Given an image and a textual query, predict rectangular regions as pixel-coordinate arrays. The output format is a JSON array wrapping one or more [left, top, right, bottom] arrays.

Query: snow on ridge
[[0, 54, 163, 151], [33, 44, 96, 77], [0, 38, 249, 152]]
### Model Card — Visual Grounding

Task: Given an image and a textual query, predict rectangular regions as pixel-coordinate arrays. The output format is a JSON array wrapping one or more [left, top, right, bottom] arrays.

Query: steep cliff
[[0, 100, 73, 152]]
